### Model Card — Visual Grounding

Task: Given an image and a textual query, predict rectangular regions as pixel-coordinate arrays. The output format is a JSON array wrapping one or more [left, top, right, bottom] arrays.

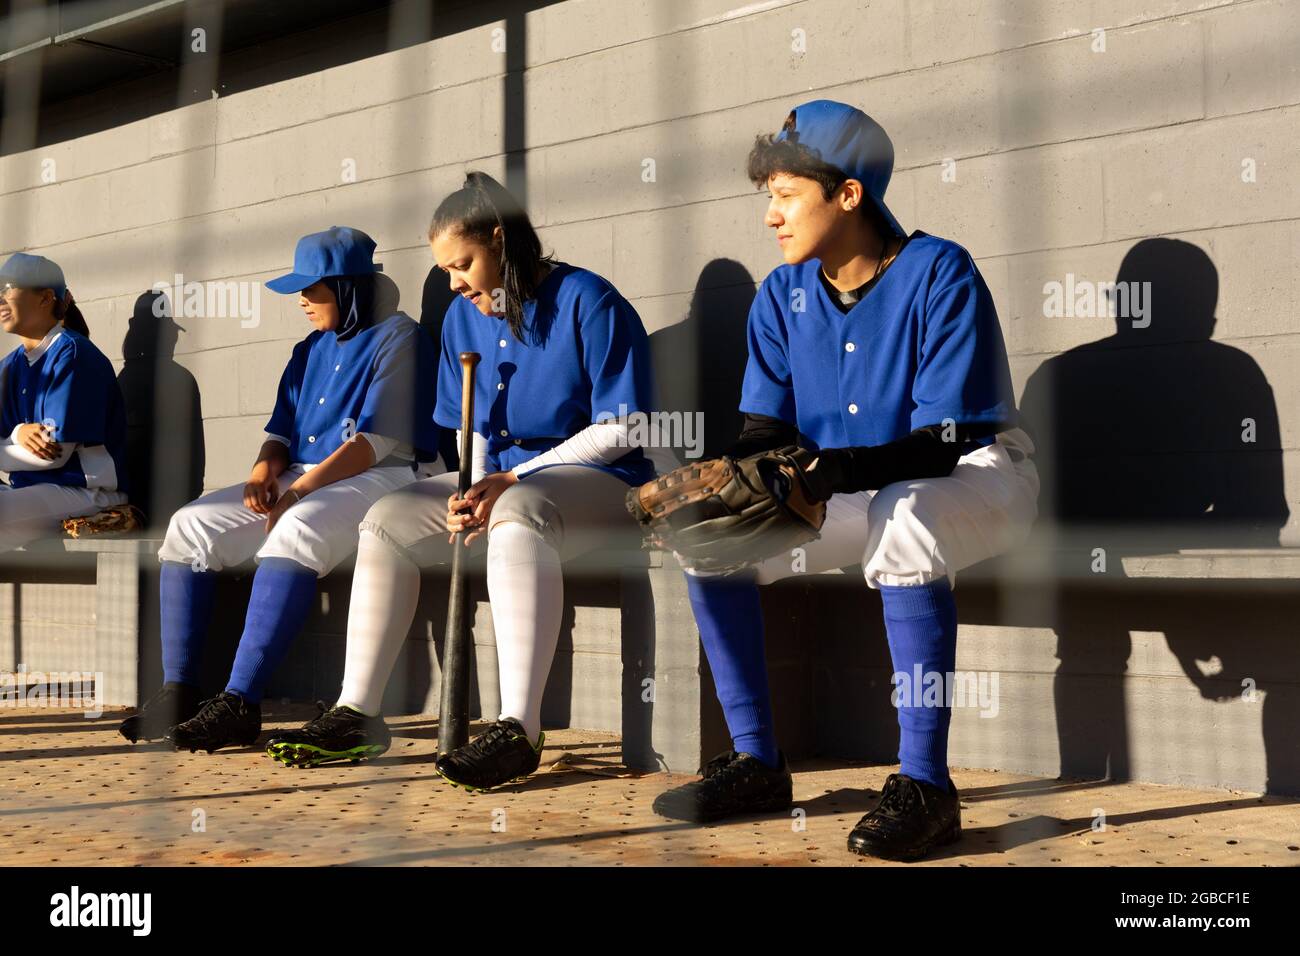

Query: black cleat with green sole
[[266, 703, 392, 768]]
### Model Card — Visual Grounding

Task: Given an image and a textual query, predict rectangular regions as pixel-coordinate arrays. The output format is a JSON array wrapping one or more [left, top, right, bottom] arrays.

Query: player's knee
[[867, 481, 939, 528], [490, 486, 560, 548], [162, 501, 206, 550], [868, 486, 920, 522], [265, 506, 312, 541], [864, 477, 939, 539], [261, 511, 334, 573], [360, 490, 406, 534], [357, 488, 432, 554]]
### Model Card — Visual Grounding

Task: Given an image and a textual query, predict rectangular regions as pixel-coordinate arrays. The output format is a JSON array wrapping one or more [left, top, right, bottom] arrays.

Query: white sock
[[337, 529, 422, 716], [487, 520, 563, 743]]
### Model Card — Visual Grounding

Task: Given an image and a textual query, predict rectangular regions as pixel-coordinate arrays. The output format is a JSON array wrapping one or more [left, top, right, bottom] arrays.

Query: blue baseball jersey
[[741, 231, 1016, 452], [0, 326, 129, 491], [265, 312, 441, 465], [435, 262, 659, 486]]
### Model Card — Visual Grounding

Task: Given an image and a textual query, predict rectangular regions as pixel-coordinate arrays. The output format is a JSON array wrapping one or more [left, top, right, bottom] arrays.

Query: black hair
[[746, 110, 892, 239], [49, 289, 90, 338], [428, 171, 554, 343]]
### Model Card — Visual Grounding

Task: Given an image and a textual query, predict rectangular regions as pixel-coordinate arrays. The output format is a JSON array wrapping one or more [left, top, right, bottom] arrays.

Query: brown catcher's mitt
[[625, 445, 826, 573], [61, 504, 147, 539]]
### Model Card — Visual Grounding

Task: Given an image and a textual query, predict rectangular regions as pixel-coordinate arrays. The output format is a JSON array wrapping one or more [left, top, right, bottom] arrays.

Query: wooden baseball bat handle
[[456, 351, 480, 497]]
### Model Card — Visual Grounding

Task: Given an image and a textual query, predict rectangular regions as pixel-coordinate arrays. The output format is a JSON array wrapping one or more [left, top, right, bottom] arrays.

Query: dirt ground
[[2, 705, 1296, 867]]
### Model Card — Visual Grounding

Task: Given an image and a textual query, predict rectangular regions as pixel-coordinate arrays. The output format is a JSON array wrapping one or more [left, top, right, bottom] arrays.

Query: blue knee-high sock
[[878, 578, 959, 792], [160, 560, 218, 686], [684, 570, 780, 768], [225, 558, 319, 703]]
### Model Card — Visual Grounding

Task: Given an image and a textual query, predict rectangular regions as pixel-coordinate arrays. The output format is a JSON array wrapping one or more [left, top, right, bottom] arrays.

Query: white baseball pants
[[156, 463, 432, 578]]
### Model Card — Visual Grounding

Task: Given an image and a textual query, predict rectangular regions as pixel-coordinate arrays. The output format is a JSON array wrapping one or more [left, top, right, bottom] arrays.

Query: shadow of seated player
[[1019, 237, 1290, 791], [1020, 238, 1287, 551], [116, 291, 205, 533]]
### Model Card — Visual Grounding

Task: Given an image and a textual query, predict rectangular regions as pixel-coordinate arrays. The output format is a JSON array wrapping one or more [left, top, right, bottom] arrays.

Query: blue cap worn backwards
[[266, 226, 383, 294], [0, 252, 67, 299], [773, 99, 906, 238]]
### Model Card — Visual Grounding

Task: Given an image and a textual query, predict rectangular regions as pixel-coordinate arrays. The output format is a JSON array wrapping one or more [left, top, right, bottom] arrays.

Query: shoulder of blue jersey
[[550, 263, 632, 313], [51, 327, 113, 372], [911, 232, 981, 288], [294, 329, 326, 355], [373, 310, 420, 337]]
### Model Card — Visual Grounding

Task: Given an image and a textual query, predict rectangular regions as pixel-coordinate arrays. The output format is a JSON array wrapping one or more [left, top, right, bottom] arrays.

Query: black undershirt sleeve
[[721, 413, 1012, 501], [723, 412, 800, 459], [810, 421, 1010, 498]]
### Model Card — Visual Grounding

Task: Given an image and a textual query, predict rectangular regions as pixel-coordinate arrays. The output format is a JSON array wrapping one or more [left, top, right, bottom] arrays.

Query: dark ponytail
[[428, 171, 554, 343], [52, 290, 90, 338]]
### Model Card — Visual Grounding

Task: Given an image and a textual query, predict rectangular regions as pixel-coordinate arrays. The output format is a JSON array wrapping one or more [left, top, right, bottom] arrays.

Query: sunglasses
[[0, 283, 57, 299]]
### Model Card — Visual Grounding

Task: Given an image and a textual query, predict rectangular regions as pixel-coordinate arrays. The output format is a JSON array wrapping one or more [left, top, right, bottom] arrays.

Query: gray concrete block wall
[[1, 3, 1292, 499], [1, 0, 1297, 787]]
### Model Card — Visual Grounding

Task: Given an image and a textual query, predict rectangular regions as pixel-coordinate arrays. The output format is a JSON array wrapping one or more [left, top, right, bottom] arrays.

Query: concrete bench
[[0, 536, 161, 710], [3, 530, 1297, 791]]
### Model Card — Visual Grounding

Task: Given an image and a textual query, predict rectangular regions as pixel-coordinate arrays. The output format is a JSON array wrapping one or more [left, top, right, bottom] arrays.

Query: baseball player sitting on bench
[[651, 100, 1040, 862], [119, 226, 442, 751], [265, 172, 677, 783], [0, 253, 130, 550]]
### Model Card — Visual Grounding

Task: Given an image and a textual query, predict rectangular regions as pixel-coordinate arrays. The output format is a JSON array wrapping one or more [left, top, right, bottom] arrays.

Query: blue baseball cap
[[266, 226, 383, 294], [0, 252, 67, 299], [773, 99, 906, 238]]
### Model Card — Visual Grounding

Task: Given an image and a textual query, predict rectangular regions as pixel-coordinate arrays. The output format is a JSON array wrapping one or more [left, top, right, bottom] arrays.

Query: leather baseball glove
[[62, 505, 147, 539], [625, 445, 826, 573]]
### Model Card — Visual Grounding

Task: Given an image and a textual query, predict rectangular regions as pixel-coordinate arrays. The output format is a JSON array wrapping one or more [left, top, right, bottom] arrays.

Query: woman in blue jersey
[[0, 253, 129, 549], [650, 101, 1040, 862], [267, 172, 675, 783], [119, 226, 442, 751]]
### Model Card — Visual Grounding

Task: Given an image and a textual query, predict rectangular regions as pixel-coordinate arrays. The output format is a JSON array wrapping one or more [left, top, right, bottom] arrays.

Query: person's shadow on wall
[[648, 258, 753, 460], [1018, 238, 1293, 793], [420, 264, 461, 472], [117, 291, 204, 532]]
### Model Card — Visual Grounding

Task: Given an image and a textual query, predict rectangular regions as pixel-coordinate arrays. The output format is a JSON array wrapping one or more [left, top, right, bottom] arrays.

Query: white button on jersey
[[499, 429, 508, 437], [308, 435, 316, 443], [498, 339, 507, 348], [318, 397, 325, 404], [513, 439, 521, 445], [845, 342, 856, 352], [848, 404, 859, 414], [497, 382, 505, 390], [334, 365, 340, 372]]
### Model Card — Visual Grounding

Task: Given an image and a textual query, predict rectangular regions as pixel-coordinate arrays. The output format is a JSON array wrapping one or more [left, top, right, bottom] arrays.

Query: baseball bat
[[438, 350, 481, 757]]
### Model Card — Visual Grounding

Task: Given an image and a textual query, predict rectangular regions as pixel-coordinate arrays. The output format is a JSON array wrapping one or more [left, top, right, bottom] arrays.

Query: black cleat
[[652, 750, 793, 823], [434, 718, 543, 792], [846, 772, 962, 861], [265, 702, 392, 768], [119, 682, 201, 743], [169, 692, 261, 753]]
